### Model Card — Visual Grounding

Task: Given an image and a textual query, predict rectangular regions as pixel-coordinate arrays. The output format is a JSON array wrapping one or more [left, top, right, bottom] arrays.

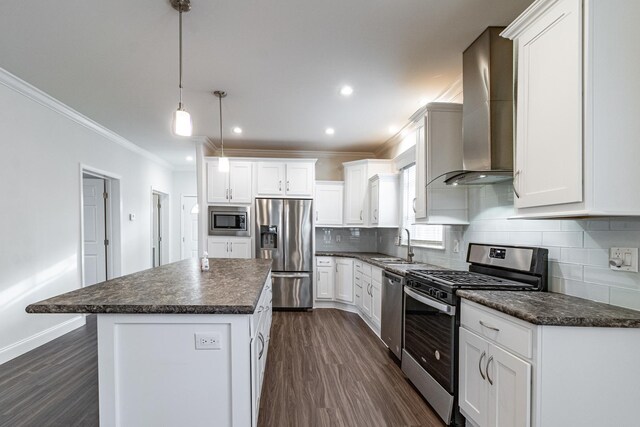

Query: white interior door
[[181, 195, 199, 260], [83, 177, 107, 286]]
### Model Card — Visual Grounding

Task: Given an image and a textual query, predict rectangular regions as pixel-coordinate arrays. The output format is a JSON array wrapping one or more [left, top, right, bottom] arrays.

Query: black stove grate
[[407, 269, 529, 288]]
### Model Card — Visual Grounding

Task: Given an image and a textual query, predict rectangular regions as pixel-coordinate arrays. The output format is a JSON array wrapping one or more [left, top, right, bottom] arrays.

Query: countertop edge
[[458, 290, 640, 328]]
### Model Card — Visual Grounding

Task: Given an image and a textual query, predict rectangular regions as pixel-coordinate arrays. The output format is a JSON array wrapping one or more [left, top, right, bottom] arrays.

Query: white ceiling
[[0, 0, 533, 168]]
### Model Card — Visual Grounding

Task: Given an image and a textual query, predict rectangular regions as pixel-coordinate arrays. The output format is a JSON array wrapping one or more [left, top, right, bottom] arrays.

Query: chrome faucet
[[404, 228, 414, 263]]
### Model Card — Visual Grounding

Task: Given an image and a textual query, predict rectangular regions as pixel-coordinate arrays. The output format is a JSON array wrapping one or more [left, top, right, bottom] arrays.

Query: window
[[400, 164, 444, 247]]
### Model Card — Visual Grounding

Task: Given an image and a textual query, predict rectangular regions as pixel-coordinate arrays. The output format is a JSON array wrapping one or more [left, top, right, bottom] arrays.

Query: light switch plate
[[609, 247, 639, 272]]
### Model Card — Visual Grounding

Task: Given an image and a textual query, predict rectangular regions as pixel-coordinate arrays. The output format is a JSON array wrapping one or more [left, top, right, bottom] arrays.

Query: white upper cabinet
[[343, 160, 394, 227], [207, 159, 253, 204], [207, 236, 252, 259], [502, 0, 640, 217], [414, 102, 468, 225], [369, 174, 399, 228], [256, 161, 315, 198], [315, 181, 344, 226], [256, 162, 286, 196]]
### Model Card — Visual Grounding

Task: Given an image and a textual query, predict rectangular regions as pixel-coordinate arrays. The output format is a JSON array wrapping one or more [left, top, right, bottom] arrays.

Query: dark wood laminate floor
[[258, 309, 445, 427], [0, 310, 444, 427]]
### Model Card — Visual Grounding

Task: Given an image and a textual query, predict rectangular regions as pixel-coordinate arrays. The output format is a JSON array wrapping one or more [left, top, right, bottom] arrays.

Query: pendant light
[[171, 0, 192, 137], [214, 90, 229, 172]]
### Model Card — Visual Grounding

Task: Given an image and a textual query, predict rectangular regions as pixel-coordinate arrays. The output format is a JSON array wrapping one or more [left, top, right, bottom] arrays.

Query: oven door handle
[[404, 287, 456, 316]]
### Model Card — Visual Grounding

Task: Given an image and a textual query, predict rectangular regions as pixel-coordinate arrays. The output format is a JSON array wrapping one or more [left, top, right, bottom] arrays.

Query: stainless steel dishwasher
[[381, 271, 404, 360]]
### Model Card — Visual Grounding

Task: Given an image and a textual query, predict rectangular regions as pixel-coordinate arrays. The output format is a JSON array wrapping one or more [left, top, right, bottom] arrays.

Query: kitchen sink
[[370, 257, 413, 265]]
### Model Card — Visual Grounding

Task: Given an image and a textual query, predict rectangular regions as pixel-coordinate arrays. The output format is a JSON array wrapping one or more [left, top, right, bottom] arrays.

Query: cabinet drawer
[[461, 300, 534, 360], [316, 257, 334, 267], [355, 261, 372, 277], [354, 260, 364, 272], [371, 266, 383, 283]]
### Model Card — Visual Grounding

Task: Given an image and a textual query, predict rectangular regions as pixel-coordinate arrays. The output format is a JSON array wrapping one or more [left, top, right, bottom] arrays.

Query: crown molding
[[0, 67, 174, 170], [205, 146, 375, 160], [501, 0, 561, 39]]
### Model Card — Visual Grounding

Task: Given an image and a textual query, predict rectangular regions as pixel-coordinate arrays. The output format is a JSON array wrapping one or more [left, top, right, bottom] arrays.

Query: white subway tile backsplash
[[583, 266, 640, 290], [550, 261, 584, 281], [508, 231, 543, 246], [542, 231, 583, 248], [583, 230, 640, 249], [609, 287, 640, 311], [550, 277, 610, 303], [610, 218, 640, 231]]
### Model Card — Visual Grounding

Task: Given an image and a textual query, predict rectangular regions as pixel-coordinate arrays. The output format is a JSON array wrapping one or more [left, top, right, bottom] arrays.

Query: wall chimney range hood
[[435, 27, 514, 187]]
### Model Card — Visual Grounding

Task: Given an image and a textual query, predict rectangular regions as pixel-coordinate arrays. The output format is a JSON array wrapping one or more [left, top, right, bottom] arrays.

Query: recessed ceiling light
[[340, 85, 354, 96], [186, 156, 194, 161], [325, 127, 335, 135], [232, 127, 243, 134], [388, 125, 398, 134]]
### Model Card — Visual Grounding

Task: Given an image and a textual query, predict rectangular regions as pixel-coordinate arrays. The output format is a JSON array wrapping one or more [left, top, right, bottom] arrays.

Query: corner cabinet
[[315, 181, 344, 226], [256, 160, 315, 198], [414, 102, 468, 225], [343, 160, 394, 227], [502, 0, 640, 217], [334, 258, 354, 303], [207, 159, 253, 204]]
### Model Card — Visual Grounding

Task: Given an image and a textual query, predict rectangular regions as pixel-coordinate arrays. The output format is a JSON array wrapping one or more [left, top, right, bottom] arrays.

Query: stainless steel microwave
[[208, 206, 250, 237]]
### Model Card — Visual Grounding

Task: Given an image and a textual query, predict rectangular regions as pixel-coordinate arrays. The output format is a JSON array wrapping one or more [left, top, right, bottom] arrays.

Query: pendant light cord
[[178, 6, 183, 109], [218, 94, 224, 157]]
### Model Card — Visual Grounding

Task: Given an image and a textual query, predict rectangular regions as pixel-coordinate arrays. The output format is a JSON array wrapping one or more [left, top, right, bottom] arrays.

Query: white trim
[[180, 194, 198, 260], [501, 0, 563, 39], [0, 316, 85, 365], [393, 145, 416, 171], [0, 66, 174, 170], [205, 147, 375, 160]]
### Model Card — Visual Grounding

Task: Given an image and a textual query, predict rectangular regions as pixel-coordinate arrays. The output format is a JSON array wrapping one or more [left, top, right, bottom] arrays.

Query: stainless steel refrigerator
[[255, 198, 313, 309]]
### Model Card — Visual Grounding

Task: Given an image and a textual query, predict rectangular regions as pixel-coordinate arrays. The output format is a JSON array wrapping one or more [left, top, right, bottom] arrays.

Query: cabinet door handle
[[360, 210, 363, 220], [258, 333, 265, 359], [478, 351, 486, 380], [286, 181, 290, 191], [316, 211, 318, 222], [278, 180, 282, 191], [230, 242, 233, 252], [229, 188, 233, 200], [226, 242, 229, 252], [479, 320, 500, 332], [486, 356, 494, 385], [374, 209, 378, 221], [513, 170, 521, 199], [225, 189, 229, 200]]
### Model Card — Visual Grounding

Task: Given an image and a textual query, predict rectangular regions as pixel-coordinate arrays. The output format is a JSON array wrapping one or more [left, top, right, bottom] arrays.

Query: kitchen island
[[26, 258, 273, 427]]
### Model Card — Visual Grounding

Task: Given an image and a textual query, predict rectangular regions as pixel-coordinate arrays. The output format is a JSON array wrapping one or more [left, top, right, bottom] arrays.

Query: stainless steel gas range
[[402, 243, 548, 426]]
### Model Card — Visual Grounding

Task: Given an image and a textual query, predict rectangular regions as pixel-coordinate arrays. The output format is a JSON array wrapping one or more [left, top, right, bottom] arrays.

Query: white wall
[[170, 170, 197, 262], [378, 183, 640, 311], [0, 71, 173, 364]]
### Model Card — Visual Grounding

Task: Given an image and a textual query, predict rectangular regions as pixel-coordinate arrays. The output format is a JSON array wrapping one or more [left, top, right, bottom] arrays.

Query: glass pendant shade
[[218, 156, 230, 172], [172, 109, 192, 137]]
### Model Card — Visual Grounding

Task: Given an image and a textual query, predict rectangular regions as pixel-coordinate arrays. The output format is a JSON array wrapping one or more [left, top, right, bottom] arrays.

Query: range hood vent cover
[[436, 27, 514, 187]]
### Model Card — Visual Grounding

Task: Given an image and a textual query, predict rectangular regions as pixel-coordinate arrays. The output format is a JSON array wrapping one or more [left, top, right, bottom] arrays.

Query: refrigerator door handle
[[271, 272, 311, 279]]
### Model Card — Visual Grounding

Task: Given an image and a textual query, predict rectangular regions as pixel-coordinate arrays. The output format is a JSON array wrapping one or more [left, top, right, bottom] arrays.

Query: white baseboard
[[0, 315, 86, 365]]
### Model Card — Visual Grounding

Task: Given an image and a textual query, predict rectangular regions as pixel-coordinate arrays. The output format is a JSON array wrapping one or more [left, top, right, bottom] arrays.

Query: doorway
[[81, 168, 121, 286], [151, 190, 169, 267], [181, 195, 199, 259]]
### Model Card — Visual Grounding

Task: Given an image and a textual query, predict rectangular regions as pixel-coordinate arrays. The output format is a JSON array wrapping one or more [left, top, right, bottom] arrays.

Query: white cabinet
[[361, 275, 372, 318], [207, 159, 253, 204], [250, 279, 272, 426], [256, 161, 315, 198], [207, 236, 252, 259], [343, 160, 394, 227], [371, 274, 382, 328], [369, 174, 399, 227], [315, 181, 344, 226], [502, 0, 640, 217], [315, 257, 334, 300], [414, 102, 468, 224], [354, 262, 382, 330], [334, 258, 354, 303], [459, 328, 531, 427]]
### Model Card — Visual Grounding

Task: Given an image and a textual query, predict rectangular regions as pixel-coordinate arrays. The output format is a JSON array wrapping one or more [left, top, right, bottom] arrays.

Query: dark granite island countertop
[[315, 251, 445, 276], [458, 290, 640, 328], [26, 258, 272, 315]]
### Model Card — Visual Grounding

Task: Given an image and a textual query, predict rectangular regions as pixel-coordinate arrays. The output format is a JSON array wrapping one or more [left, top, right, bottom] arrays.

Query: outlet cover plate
[[610, 247, 639, 272], [195, 332, 222, 350]]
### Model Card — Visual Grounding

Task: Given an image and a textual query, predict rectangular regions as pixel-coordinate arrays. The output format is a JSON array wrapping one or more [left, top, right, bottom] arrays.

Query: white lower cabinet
[[459, 328, 531, 427], [250, 279, 272, 427], [334, 258, 354, 303], [459, 298, 640, 427], [315, 257, 335, 300], [207, 236, 252, 259]]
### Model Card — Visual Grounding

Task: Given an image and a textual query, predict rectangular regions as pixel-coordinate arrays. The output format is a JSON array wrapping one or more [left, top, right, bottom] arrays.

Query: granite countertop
[[315, 251, 445, 276], [26, 258, 272, 315], [458, 290, 640, 328]]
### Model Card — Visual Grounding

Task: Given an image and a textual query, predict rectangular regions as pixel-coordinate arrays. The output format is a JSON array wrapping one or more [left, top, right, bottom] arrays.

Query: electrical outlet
[[609, 247, 639, 272], [453, 240, 460, 254], [195, 332, 222, 350]]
